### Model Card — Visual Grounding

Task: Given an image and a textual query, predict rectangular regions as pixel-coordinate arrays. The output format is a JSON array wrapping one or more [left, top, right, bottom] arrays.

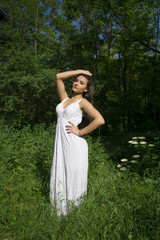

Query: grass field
[[0, 121, 160, 240]]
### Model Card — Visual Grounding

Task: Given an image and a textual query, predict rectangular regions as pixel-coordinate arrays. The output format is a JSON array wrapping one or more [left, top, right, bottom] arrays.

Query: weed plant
[[116, 136, 160, 178], [0, 120, 160, 240]]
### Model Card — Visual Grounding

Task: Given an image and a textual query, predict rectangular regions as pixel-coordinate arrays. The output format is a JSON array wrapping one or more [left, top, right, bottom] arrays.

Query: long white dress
[[50, 97, 88, 215]]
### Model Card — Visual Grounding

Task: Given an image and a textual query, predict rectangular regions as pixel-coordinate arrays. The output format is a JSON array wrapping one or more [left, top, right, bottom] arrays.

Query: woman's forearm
[[79, 118, 105, 136], [56, 70, 82, 80]]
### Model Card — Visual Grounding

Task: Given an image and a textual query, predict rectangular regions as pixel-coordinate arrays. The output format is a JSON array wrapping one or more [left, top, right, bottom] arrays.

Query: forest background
[[0, 0, 160, 239], [1, 0, 160, 132]]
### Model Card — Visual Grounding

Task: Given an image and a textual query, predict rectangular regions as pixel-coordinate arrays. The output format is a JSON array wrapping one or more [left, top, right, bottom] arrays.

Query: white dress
[[50, 97, 88, 215]]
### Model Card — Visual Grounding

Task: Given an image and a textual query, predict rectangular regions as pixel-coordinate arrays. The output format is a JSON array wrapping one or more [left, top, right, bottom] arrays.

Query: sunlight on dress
[[50, 98, 88, 215]]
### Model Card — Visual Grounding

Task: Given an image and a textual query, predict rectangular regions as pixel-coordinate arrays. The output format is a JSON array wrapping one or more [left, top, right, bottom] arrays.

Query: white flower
[[130, 160, 138, 163], [132, 137, 138, 140], [128, 140, 133, 143], [148, 144, 154, 147], [120, 158, 128, 162], [120, 167, 127, 171], [133, 155, 140, 158], [144, 178, 153, 183], [117, 164, 122, 168], [138, 136, 146, 139], [131, 141, 138, 144], [140, 141, 147, 144]]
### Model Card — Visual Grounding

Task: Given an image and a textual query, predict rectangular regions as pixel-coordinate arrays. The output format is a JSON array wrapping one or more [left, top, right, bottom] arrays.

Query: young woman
[[50, 69, 105, 215]]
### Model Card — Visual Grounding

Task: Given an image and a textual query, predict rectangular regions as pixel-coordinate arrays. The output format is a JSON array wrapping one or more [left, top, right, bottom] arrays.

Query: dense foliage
[[0, 122, 160, 239], [0, 1, 160, 239], [0, 0, 160, 131]]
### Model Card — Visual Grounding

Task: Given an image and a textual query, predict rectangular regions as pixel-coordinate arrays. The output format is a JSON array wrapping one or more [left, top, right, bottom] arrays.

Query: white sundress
[[50, 97, 88, 215]]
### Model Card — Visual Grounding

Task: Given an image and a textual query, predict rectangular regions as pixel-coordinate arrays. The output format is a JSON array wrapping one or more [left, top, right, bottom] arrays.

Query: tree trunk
[[152, 6, 159, 131], [122, 53, 127, 132], [35, 3, 38, 59]]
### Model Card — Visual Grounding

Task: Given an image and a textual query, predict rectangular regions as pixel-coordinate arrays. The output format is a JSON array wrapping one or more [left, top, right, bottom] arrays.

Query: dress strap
[[77, 98, 84, 103]]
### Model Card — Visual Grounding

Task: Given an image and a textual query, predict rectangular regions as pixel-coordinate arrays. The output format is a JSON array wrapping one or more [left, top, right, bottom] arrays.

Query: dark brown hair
[[77, 73, 94, 127]]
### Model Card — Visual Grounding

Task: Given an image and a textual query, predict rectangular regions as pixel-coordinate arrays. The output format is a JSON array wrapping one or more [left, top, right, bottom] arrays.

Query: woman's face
[[72, 75, 88, 94]]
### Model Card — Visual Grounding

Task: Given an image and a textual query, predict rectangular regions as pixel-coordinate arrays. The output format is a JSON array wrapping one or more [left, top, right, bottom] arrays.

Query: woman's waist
[[57, 116, 80, 126]]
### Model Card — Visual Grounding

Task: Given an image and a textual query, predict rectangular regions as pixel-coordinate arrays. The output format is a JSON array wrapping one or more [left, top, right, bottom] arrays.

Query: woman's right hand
[[81, 70, 92, 76]]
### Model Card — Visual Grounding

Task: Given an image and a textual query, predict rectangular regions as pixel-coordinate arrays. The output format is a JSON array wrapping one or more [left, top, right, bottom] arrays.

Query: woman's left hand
[[65, 121, 80, 136]]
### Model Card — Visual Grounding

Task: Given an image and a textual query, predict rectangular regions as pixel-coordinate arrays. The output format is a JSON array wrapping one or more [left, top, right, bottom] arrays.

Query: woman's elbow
[[101, 118, 105, 125], [56, 73, 61, 80], [97, 117, 105, 126], [56, 74, 59, 80]]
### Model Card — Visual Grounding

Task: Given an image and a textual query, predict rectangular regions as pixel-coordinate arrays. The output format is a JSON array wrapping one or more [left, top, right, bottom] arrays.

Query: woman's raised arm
[[56, 70, 92, 101]]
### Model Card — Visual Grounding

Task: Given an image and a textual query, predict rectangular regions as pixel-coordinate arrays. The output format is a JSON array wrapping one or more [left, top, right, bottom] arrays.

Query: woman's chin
[[72, 88, 78, 93]]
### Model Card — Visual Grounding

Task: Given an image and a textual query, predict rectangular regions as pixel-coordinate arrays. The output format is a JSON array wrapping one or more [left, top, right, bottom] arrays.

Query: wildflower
[[140, 141, 147, 144], [117, 164, 122, 168], [132, 155, 140, 158], [132, 137, 138, 140], [128, 140, 133, 143], [117, 172, 122, 177], [131, 141, 138, 144], [120, 158, 128, 162], [138, 136, 146, 139], [120, 167, 127, 171], [144, 178, 153, 183], [130, 160, 138, 163], [148, 144, 154, 147]]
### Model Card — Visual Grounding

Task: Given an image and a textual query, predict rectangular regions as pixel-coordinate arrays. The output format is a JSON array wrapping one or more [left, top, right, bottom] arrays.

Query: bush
[[0, 122, 160, 240]]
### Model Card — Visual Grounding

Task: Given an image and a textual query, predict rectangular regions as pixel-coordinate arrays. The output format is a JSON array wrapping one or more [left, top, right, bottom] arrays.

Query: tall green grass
[[0, 121, 160, 240]]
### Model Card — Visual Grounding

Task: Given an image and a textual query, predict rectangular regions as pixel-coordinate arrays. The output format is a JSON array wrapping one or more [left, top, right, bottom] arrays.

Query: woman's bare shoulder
[[80, 98, 93, 109], [80, 99, 105, 123], [81, 98, 90, 104]]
